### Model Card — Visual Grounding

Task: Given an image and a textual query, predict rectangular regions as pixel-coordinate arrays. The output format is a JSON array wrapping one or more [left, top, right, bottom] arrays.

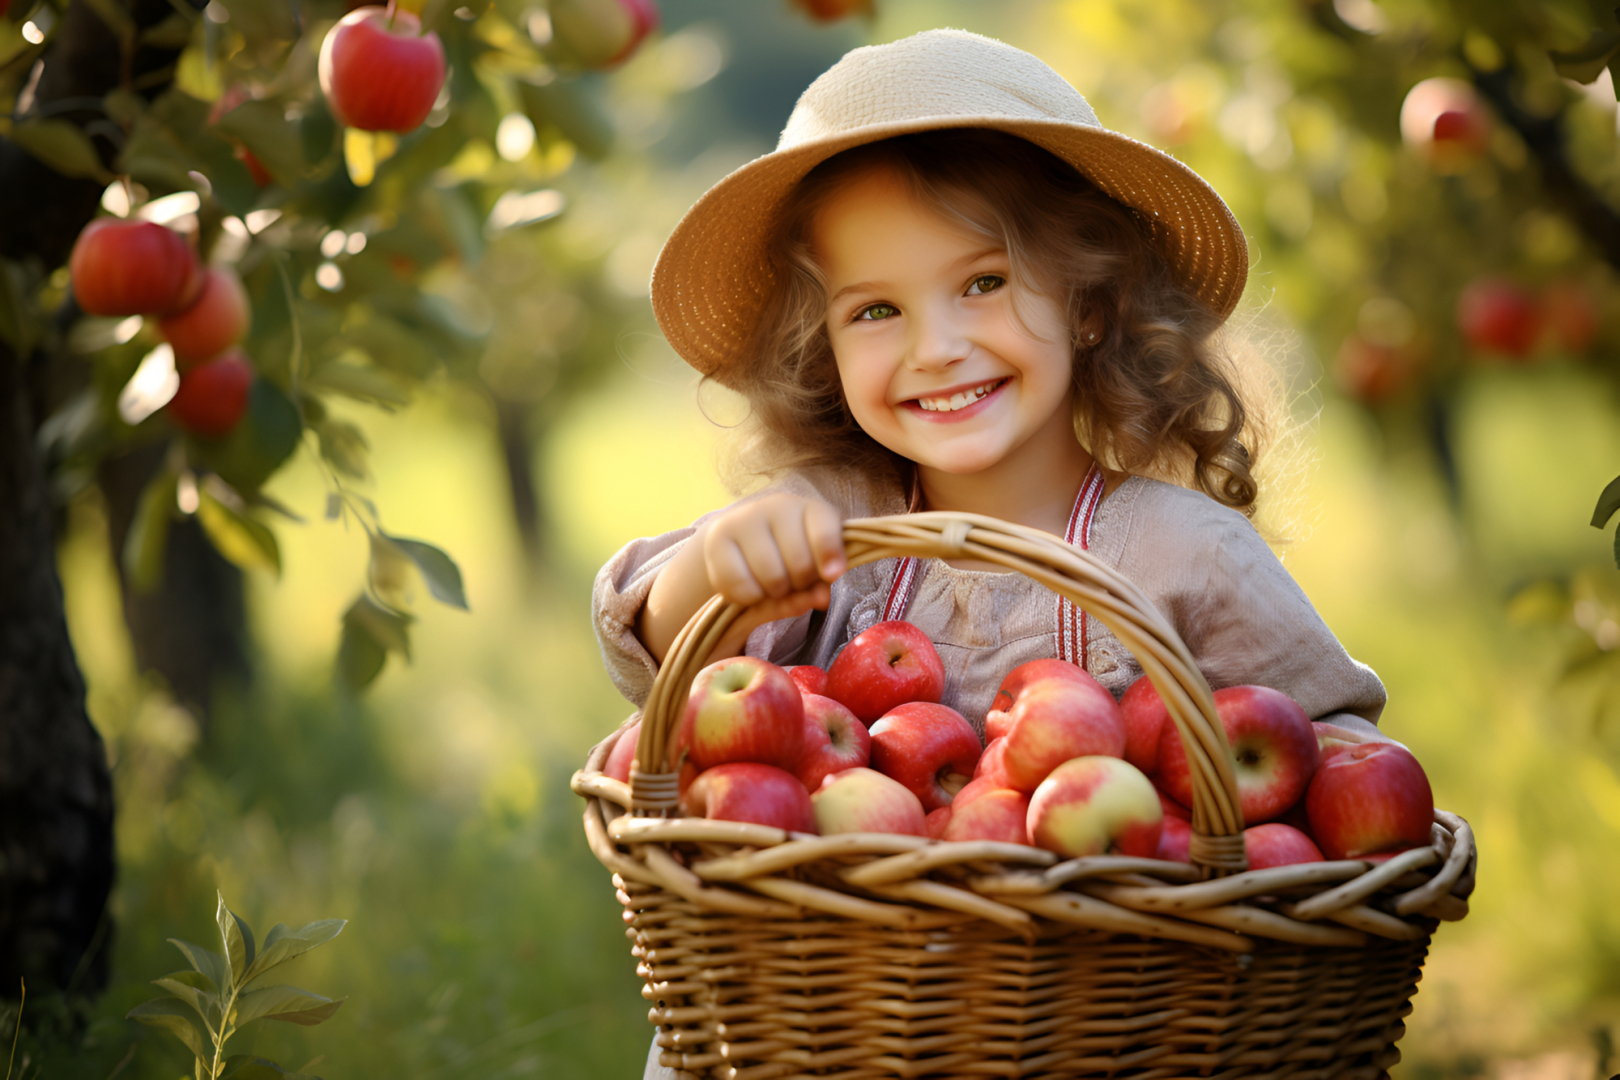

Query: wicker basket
[[571, 512, 1476, 1079]]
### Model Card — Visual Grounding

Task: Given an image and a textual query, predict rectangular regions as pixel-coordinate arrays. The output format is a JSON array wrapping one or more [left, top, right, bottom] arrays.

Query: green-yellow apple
[[812, 767, 927, 836], [1027, 756, 1162, 858], [825, 620, 944, 723], [869, 702, 982, 811], [682, 762, 815, 833], [673, 656, 804, 772], [1156, 685, 1319, 825]]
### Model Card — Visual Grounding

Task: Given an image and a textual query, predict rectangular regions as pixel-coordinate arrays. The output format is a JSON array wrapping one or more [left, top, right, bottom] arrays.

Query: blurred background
[[2, 0, 1620, 1076]]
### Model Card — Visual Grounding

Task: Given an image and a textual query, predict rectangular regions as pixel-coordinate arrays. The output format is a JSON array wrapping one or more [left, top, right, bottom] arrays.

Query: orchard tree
[[0, 0, 661, 1006]]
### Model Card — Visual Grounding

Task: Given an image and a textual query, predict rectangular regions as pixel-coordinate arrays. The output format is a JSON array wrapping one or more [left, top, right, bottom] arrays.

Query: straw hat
[[650, 28, 1249, 386]]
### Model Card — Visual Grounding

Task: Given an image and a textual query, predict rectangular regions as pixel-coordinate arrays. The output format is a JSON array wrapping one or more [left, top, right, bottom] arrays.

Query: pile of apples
[[69, 219, 254, 437], [606, 620, 1436, 869]]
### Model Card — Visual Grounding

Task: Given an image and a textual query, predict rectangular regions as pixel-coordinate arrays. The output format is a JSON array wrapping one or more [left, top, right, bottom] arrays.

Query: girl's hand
[[636, 494, 847, 664]]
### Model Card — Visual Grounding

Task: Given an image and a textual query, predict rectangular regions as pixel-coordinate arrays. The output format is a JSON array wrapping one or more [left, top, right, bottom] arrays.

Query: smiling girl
[[595, 29, 1386, 761]]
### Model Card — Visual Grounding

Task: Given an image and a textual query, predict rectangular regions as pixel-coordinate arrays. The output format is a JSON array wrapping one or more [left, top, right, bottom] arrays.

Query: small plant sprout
[[128, 893, 346, 1079]]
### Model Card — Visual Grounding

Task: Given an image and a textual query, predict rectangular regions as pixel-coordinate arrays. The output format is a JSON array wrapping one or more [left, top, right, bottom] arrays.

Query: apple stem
[[385, 0, 396, 27]]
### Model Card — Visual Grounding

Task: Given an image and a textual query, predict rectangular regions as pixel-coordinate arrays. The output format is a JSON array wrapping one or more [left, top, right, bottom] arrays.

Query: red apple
[[318, 7, 446, 134], [682, 763, 815, 833], [869, 702, 982, 811], [812, 768, 927, 837], [70, 218, 202, 317], [1457, 278, 1540, 360], [1027, 756, 1162, 858], [942, 787, 1030, 845], [825, 620, 945, 723], [1244, 822, 1323, 869], [789, 0, 871, 20], [1400, 77, 1490, 172], [998, 673, 1126, 794], [1156, 814, 1190, 863], [950, 775, 1002, 811], [1156, 685, 1319, 826], [547, 0, 659, 68], [795, 693, 870, 794], [1157, 789, 1190, 821], [167, 351, 253, 437], [786, 665, 828, 697], [604, 720, 641, 782], [1305, 743, 1433, 860], [160, 267, 250, 368], [1335, 332, 1414, 405], [672, 656, 803, 772], [972, 738, 1013, 787], [925, 807, 952, 839], [1119, 675, 1170, 775], [985, 659, 1089, 741]]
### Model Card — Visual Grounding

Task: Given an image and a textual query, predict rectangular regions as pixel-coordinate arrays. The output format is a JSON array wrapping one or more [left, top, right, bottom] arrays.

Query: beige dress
[[592, 467, 1386, 738]]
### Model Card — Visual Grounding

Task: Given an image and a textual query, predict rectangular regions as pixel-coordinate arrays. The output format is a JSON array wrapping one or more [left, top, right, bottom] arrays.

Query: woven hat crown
[[781, 30, 1100, 147]]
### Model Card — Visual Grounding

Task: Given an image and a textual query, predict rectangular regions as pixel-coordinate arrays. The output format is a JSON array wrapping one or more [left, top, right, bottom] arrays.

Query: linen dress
[[593, 468, 1388, 1080]]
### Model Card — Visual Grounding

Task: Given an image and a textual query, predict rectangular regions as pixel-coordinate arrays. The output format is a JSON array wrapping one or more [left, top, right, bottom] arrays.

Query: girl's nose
[[906, 304, 969, 371]]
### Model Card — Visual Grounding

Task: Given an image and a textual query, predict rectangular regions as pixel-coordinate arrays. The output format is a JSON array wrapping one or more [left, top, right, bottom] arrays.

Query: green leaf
[[214, 99, 307, 187], [368, 533, 417, 611], [384, 535, 468, 611], [216, 893, 255, 989], [1552, 29, 1620, 83], [1613, 524, 1619, 571], [516, 77, 615, 161], [220, 1055, 299, 1079], [127, 998, 208, 1061], [9, 119, 113, 182], [197, 489, 281, 575], [338, 595, 412, 690], [139, 10, 196, 47], [304, 362, 411, 407], [0, 258, 40, 355], [124, 471, 177, 593], [339, 313, 441, 378], [235, 984, 343, 1027], [314, 418, 369, 480], [169, 939, 229, 991], [1595, 475, 1620, 529], [243, 919, 345, 985], [195, 378, 303, 492], [152, 972, 222, 1032]]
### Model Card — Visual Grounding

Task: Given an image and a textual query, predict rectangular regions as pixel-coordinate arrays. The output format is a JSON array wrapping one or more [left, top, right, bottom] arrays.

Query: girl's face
[[813, 167, 1080, 480]]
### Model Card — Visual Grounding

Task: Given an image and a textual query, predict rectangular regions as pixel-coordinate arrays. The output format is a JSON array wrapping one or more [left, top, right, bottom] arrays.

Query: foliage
[[127, 894, 344, 1080]]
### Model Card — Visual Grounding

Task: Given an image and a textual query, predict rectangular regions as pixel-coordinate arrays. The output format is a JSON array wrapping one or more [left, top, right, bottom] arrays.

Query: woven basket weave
[[572, 513, 1476, 1079]]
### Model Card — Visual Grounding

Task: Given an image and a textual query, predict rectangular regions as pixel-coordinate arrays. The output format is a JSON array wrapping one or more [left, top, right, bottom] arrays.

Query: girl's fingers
[[734, 518, 793, 600], [705, 535, 765, 606], [805, 500, 847, 580], [710, 584, 832, 659], [769, 509, 821, 593]]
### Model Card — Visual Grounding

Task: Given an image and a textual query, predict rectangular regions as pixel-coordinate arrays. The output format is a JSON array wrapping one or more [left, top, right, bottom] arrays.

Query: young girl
[[598, 27, 1388, 1079], [596, 27, 1385, 745]]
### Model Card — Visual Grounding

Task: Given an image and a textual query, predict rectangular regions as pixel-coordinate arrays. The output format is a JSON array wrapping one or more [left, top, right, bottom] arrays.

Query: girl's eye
[[856, 303, 898, 322], [966, 274, 1006, 295]]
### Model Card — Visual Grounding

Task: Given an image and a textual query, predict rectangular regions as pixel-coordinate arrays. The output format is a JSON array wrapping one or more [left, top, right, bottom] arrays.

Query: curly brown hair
[[725, 129, 1267, 514]]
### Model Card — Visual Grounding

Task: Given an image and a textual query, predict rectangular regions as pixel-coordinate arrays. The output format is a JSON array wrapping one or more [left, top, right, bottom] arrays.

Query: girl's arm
[[635, 492, 847, 664]]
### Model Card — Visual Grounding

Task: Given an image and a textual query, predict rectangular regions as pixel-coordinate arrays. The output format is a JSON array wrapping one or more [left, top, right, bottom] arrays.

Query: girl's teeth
[[919, 381, 999, 412]]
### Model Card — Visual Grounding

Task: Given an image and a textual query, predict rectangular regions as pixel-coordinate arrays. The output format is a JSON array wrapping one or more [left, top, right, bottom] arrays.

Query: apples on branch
[[160, 267, 250, 367], [319, 6, 447, 134], [70, 218, 201, 317]]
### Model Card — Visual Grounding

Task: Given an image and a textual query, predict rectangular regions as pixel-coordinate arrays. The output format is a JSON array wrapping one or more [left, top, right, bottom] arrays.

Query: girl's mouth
[[907, 378, 1009, 416]]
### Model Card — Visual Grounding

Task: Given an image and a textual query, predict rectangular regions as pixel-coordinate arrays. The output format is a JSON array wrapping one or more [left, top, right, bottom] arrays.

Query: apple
[[1119, 675, 1170, 775], [786, 665, 828, 698], [812, 768, 927, 837], [672, 656, 803, 772], [1305, 743, 1434, 860], [1335, 333, 1413, 405], [318, 7, 447, 133], [1244, 823, 1323, 870], [950, 775, 1003, 811], [547, 0, 659, 68], [925, 807, 952, 839], [682, 763, 815, 833], [942, 787, 1030, 845], [972, 738, 1013, 788], [998, 673, 1126, 793], [1156, 814, 1190, 863], [604, 720, 641, 782], [869, 702, 982, 812], [1457, 278, 1540, 360], [1027, 756, 1162, 859], [160, 267, 250, 368], [70, 219, 202, 317], [789, 0, 871, 21], [795, 693, 870, 794], [985, 659, 1089, 741], [1400, 77, 1490, 172], [167, 351, 253, 437], [1313, 720, 1384, 762], [1156, 685, 1319, 826], [1157, 789, 1190, 821], [826, 620, 945, 723]]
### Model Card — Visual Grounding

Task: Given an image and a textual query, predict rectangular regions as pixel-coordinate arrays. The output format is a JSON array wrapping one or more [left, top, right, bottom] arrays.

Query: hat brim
[[650, 116, 1249, 386]]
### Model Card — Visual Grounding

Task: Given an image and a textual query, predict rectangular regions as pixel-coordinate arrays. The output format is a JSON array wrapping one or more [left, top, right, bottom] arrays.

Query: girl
[[596, 28, 1385, 746], [598, 28, 1388, 1080]]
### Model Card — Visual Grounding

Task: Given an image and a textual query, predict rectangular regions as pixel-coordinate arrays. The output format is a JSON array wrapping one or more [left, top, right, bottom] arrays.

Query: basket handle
[[632, 511, 1248, 875]]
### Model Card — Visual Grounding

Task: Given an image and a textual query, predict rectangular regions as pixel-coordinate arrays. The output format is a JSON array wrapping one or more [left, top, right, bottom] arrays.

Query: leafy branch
[[127, 894, 345, 1080], [1592, 475, 1620, 568]]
